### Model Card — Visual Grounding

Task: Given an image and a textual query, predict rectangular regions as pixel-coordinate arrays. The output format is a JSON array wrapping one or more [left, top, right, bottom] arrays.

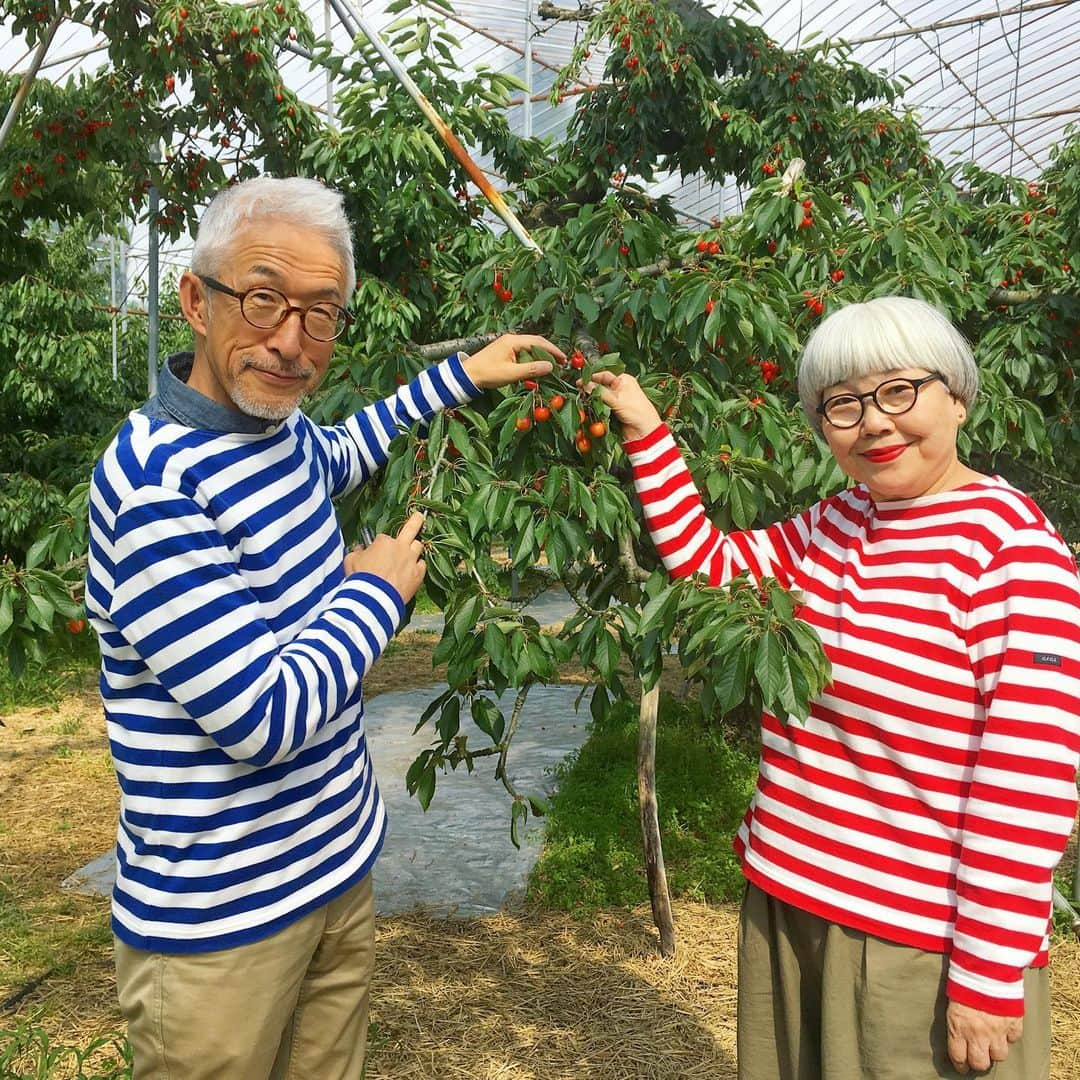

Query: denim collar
[[141, 352, 283, 435]]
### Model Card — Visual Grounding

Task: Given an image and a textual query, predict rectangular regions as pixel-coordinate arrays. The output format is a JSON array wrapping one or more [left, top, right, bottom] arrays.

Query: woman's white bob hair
[[190, 175, 356, 302], [797, 296, 979, 433]]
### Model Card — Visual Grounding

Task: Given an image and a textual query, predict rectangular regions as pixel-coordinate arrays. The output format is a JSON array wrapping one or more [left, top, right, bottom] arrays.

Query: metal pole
[[523, 0, 534, 139], [110, 236, 118, 380], [119, 237, 129, 328], [0, 15, 62, 156], [1053, 885, 1080, 937], [333, 0, 542, 255], [147, 147, 161, 396], [324, 0, 335, 125]]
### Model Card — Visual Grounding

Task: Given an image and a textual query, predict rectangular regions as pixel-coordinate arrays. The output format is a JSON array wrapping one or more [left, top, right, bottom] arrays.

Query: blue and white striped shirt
[[86, 353, 478, 952]]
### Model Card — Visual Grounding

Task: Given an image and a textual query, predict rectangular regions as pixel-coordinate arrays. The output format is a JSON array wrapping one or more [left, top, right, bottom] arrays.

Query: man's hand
[[343, 511, 427, 604], [461, 333, 564, 389], [946, 1001, 1022, 1074], [585, 369, 664, 443]]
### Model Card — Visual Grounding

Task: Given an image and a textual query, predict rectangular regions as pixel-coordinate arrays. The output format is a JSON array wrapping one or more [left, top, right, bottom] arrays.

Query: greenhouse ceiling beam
[[418, 0, 566, 78], [878, 2, 1042, 174], [329, 0, 542, 254], [0, 14, 63, 157], [924, 106, 1080, 133], [843, 0, 1073, 45]]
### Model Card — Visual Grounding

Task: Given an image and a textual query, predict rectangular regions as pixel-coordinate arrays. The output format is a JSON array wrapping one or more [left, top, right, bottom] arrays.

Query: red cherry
[[164, 75, 175, 92], [704, 299, 715, 314], [523, 379, 539, 391], [799, 216, 813, 229], [570, 353, 585, 370], [830, 269, 845, 283], [619, 243, 630, 256], [802, 199, 813, 209], [696, 240, 708, 253], [67, 618, 85, 634], [533, 405, 551, 422]]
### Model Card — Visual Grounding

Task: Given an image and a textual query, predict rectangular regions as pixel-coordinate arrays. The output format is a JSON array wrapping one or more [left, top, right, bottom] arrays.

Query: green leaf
[[713, 646, 750, 714], [574, 292, 600, 323], [0, 587, 13, 638], [24, 593, 53, 632], [24, 534, 51, 571], [416, 767, 436, 811], [436, 697, 461, 746], [754, 632, 783, 706], [510, 799, 527, 849]]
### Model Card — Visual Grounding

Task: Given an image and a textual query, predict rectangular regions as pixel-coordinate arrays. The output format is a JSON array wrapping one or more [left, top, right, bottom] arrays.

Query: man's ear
[[178, 272, 208, 337]]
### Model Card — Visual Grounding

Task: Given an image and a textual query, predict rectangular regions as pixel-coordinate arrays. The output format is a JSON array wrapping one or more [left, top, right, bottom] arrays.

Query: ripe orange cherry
[[67, 618, 85, 634], [575, 434, 592, 454], [515, 416, 532, 432], [549, 394, 566, 411], [533, 405, 551, 422], [588, 420, 607, 438]]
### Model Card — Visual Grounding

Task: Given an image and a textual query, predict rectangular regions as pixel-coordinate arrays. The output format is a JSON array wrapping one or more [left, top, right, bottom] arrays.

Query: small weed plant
[[0, 1017, 131, 1080]]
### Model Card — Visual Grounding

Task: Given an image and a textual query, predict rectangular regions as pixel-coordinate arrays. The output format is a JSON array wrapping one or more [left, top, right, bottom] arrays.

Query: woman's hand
[[585, 369, 664, 443], [461, 333, 564, 389], [945, 1001, 1022, 1074]]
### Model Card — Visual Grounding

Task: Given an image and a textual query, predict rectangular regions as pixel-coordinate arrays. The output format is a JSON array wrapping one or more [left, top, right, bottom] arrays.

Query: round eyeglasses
[[817, 372, 949, 429], [198, 275, 352, 342]]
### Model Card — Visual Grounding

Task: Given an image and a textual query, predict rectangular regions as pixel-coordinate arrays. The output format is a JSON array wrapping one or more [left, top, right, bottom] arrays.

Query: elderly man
[[85, 175, 561, 1079]]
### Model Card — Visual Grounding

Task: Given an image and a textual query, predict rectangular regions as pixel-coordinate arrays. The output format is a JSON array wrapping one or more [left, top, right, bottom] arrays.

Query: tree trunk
[[637, 682, 676, 956]]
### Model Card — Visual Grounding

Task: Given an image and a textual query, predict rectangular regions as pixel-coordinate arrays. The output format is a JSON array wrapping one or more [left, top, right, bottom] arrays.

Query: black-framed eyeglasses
[[198, 274, 352, 342], [817, 372, 949, 429]]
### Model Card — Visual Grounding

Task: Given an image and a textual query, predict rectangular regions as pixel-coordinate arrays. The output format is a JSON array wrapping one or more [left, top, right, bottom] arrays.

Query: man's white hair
[[797, 296, 979, 434], [191, 175, 356, 301]]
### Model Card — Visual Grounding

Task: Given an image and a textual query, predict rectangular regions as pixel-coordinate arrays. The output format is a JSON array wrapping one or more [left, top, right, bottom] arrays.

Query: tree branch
[[537, 2, 599, 22], [495, 683, 531, 799], [618, 533, 650, 583]]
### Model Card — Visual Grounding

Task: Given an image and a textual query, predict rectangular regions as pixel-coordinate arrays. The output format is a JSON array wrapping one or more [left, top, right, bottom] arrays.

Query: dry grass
[[2, 638, 1079, 1079]]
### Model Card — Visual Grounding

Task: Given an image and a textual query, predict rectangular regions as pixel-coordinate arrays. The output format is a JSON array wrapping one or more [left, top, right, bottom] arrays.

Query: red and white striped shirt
[[626, 423, 1080, 1016]]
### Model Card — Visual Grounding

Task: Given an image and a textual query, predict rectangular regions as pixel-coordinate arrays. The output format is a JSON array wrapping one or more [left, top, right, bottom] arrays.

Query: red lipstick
[[862, 444, 907, 463]]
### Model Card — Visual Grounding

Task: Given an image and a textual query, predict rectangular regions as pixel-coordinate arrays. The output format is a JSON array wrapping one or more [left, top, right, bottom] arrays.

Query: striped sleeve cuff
[[623, 422, 672, 457], [946, 960, 1027, 1017]]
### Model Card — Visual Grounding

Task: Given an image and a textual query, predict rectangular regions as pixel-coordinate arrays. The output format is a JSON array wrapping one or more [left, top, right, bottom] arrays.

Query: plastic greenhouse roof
[[3, 0, 1079, 271]]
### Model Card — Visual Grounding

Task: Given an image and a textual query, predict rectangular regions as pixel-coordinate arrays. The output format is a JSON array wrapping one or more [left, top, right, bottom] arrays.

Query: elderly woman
[[590, 296, 1080, 1079]]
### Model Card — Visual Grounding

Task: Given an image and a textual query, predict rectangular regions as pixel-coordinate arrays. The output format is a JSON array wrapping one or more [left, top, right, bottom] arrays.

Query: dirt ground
[[2, 636, 1079, 1079]]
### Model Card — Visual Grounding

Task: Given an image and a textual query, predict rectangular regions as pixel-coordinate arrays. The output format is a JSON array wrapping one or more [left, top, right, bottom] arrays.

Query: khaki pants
[[114, 873, 376, 1080], [738, 883, 1051, 1080]]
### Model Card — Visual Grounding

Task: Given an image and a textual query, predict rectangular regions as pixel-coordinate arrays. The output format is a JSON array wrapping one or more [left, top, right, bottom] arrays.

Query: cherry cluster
[[514, 351, 608, 454]]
